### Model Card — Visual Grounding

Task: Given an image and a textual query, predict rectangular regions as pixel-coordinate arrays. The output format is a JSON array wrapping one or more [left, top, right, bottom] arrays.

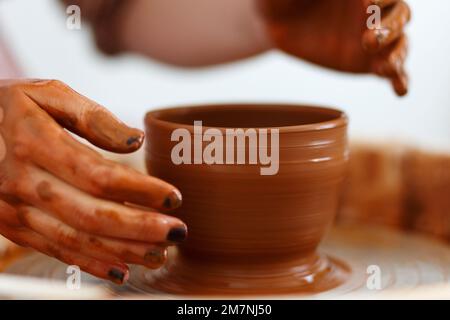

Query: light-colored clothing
[[0, 31, 20, 78]]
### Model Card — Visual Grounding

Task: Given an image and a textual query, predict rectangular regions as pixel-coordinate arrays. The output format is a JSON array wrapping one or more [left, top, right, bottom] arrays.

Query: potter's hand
[[0, 79, 187, 284], [260, 0, 411, 96]]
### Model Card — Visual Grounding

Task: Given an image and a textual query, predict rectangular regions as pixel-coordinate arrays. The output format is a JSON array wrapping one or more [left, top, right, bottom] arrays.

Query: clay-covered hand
[[0, 79, 187, 284], [260, 0, 411, 96]]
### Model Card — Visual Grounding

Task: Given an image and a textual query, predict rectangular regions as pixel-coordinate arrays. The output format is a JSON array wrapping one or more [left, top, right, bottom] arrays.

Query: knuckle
[[75, 208, 100, 234], [12, 138, 31, 159], [88, 165, 115, 194], [0, 175, 21, 195], [7, 170, 31, 196], [26, 79, 69, 92], [87, 235, 103, 249], [81, 102, 103, 125], [46, 79, 67, 90], [55, 226, 79, 249]]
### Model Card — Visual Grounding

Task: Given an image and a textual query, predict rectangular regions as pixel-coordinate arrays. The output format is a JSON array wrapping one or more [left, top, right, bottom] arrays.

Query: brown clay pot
[[143, 104, 350, 295]]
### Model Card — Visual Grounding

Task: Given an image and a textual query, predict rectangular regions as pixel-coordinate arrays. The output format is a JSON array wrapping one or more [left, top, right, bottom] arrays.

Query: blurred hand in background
[[69, 0, 410, 95]]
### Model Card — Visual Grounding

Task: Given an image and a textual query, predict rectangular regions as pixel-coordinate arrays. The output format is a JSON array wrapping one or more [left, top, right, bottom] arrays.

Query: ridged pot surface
[[145, 104, 348, 261]]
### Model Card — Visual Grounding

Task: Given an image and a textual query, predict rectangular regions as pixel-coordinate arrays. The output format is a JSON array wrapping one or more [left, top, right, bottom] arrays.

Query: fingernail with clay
[[108, 268, 128, 284], [163, 189, 182, 210], [144, 249, 167, 264], [126, 135, 143, 146], [166, 225, 188, 243]]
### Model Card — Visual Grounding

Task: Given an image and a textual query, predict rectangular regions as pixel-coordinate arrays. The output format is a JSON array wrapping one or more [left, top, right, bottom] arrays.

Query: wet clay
[[144, 104, 349, 295]]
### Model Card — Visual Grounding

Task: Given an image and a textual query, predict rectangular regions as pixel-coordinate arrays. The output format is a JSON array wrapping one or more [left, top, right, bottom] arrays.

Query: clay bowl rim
[[145, 103, 348, 134]]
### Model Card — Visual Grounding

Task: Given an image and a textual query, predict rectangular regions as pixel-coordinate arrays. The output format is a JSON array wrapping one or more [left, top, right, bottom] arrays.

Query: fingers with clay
[[0, 79, 187, 284], [17, 206, 168, 269], [364, 0, 411, 96], [0, 223, 130, 284]]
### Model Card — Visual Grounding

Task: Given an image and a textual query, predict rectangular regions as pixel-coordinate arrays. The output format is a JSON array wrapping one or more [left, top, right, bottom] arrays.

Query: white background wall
[[0, 0, 449, 151]]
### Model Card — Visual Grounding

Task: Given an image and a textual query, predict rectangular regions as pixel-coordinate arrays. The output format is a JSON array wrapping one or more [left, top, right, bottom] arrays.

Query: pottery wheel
[[4, 225, 450, 298]]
